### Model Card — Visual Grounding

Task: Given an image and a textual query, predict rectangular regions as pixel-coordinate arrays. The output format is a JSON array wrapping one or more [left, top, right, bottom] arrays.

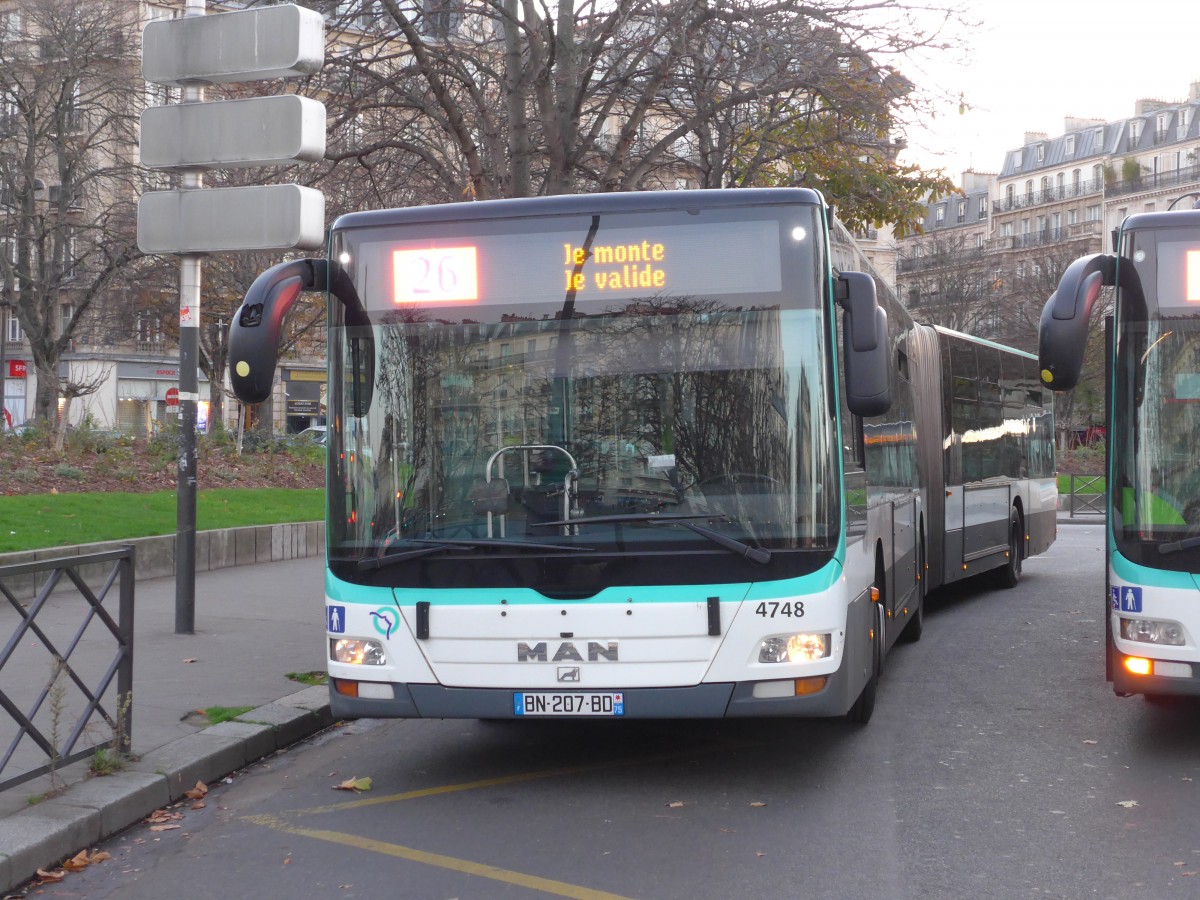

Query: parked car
[[296, 424, 327, 446]]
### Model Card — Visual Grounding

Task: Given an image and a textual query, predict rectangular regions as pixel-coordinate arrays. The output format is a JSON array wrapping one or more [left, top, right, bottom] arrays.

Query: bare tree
[[307, 0, 964, 203], [52, 361, 107, 451], [0, 0, 146, 424]]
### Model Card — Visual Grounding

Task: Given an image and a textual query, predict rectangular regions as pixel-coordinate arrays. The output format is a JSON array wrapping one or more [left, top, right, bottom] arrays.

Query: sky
[[896, 0, 1200, 186]]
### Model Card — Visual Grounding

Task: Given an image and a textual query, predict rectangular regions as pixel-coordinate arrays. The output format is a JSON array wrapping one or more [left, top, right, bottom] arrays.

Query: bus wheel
[[900, 537, 925, 643], [996, 513, 1022, 589], [847, 598, 884, 724]]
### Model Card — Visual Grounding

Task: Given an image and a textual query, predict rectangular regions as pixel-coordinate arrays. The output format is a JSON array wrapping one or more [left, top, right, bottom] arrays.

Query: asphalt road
[[26, 523, 1200, 900]]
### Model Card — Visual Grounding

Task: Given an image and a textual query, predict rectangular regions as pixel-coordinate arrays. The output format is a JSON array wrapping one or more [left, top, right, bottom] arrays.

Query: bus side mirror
[[229, 259, 376, 415], [229, 259, 318, 405], [1037, 253, 1115, 391], [837, 272, 892, 417]]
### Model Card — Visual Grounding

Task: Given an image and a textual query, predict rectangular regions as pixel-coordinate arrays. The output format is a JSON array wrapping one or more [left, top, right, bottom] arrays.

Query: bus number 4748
[[755, 601, 805, 618]]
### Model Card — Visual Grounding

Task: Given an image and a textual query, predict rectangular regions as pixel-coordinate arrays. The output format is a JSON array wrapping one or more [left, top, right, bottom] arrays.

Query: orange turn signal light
[[332, 678, 359, 697], [794, 677, 827, 696], [1123, 657, 1152, 676]]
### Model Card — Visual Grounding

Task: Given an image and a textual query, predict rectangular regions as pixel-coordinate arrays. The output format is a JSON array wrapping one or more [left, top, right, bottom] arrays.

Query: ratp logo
[[369, 608, 397, 640]]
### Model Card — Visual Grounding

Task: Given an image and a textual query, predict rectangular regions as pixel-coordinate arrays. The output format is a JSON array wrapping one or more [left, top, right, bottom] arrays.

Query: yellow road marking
[[293, 743, 747, 816], [251, 820, 633, 900]]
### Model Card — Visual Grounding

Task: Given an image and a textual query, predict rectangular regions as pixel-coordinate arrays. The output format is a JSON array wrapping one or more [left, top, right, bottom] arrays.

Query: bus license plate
[[514, 692, 625, 716]]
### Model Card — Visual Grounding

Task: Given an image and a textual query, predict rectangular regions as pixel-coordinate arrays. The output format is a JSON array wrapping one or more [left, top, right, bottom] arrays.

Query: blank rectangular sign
[[142, 5, 324, 87], [140, 96, 326, 169], [137, 185, 325, 254]]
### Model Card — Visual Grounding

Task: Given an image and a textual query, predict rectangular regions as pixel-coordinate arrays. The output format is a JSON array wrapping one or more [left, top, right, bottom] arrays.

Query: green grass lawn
[[0, 488, 325, 553], [1057, 474, 1106, 495]]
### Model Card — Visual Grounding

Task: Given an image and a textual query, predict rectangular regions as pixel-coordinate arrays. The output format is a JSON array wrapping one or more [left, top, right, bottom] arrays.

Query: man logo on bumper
[[517, 641, 618, 662]]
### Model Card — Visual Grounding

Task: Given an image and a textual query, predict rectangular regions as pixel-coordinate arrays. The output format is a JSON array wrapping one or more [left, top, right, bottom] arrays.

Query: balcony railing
[[992, 178, 1103, 212], [896, 245, 986, 274], [986, 220, 1102, 252], [1106, 165, 1200, 198]]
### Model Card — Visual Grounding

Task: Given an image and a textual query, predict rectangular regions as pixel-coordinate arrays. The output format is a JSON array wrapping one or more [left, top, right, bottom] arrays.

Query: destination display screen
[[1156, 239, 1200, 308], [382, 218, 784, 308]]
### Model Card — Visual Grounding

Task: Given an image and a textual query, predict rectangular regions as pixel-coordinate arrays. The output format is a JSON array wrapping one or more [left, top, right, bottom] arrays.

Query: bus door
[[961, 481, 1013, 573], [891, 495, 918, 626]]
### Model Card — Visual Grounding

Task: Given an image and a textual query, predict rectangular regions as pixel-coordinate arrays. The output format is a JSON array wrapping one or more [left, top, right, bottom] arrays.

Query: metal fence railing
[[1067, 474, 1105, 518], [0, 547, 134, 792]]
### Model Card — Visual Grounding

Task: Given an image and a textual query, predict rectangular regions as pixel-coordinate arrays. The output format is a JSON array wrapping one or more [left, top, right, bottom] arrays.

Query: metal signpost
[[138, 1, 325, 634]]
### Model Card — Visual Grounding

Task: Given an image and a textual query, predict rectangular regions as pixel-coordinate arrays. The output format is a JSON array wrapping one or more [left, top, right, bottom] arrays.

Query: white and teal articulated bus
[[229, 188, 1055, 724], [1040, 202, 1200, 698]]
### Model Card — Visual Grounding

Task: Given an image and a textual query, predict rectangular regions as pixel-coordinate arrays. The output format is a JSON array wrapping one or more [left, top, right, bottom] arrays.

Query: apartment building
[[895, 82, 1200, 352]]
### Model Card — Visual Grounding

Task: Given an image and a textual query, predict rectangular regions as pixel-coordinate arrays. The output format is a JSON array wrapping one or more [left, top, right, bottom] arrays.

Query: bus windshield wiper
[[358, 538, 594, 570], [531, 513, 771, 565], [1157, 535, 1200, 556]]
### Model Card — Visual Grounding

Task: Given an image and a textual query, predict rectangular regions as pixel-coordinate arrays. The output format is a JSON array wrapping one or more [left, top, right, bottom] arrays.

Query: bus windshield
[[324, 204, 839, 590], [1112, 223, 1200, 568]]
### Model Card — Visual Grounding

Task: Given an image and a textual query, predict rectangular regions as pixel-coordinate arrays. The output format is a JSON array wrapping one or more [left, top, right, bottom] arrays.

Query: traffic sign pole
[[175, 0, 205, 636], [138, 1, 325, 634]]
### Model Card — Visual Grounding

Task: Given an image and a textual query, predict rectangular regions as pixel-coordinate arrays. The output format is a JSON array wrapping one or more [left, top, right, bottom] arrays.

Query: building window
[[1086, 205, 1101, 221], [1024, 180, 1033, 200], [1093, 164, 1103, 184], [5, 311, 21, 343], [957, 200, 966, 222], [1067, 208, 1078, 226], [1129, 120, 1142, 143], [1014, 149, 1024, 168], [1036, 143, 1045, 163], [978, 196, 988, 217], [59, 303, 73, 336], [935, 205, 945, 225], [975, 233, 985, 248], [1002, 222, 1014, 237], [1065, 135, 1075, 156]]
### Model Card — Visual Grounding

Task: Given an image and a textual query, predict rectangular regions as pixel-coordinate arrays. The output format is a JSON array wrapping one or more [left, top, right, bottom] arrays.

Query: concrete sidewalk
[[0, 555, 334, 892]]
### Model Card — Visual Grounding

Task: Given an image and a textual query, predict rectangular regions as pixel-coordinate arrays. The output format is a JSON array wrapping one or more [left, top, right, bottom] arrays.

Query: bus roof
[[331, 187, 826, 232]]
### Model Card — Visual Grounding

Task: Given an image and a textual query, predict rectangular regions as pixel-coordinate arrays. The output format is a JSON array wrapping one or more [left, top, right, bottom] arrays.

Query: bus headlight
[[1119, 618, 1185, 646], [331, 638, 387, 665], [758, 633, 831, 663]]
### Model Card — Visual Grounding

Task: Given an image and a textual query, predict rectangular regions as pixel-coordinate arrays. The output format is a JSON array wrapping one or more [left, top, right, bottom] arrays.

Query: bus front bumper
[[329, 663, 862, 720], [1112, 652, 1200, 697]]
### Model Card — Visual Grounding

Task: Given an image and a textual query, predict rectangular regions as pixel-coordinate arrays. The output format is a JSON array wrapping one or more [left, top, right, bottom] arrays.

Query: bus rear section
[[1040, 206, 1200, 697]]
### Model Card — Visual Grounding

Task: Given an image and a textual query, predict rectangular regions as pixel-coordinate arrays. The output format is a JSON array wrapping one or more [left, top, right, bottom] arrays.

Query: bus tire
[[996, 513, 1022, 589], [900, 535, 925, 643], [847, 593, 885, 725]]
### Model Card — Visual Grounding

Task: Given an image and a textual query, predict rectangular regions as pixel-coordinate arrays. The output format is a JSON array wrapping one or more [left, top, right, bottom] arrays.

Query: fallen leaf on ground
[[191, 800, 206, 810], [150, 824, 181, 832], [35, 868, 66, 883], [333, 776, 372, 793], [1116, 800, 1139, 808], [1082, 739, 1098, 745], [749, 801, 767, 807], [63, 851, 92, 872], [182, 658, 198, 664], [184, 781, 208, 800]]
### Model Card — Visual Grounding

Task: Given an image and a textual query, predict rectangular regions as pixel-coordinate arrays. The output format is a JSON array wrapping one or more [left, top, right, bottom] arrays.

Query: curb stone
[[0, 688, 333, 893]]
